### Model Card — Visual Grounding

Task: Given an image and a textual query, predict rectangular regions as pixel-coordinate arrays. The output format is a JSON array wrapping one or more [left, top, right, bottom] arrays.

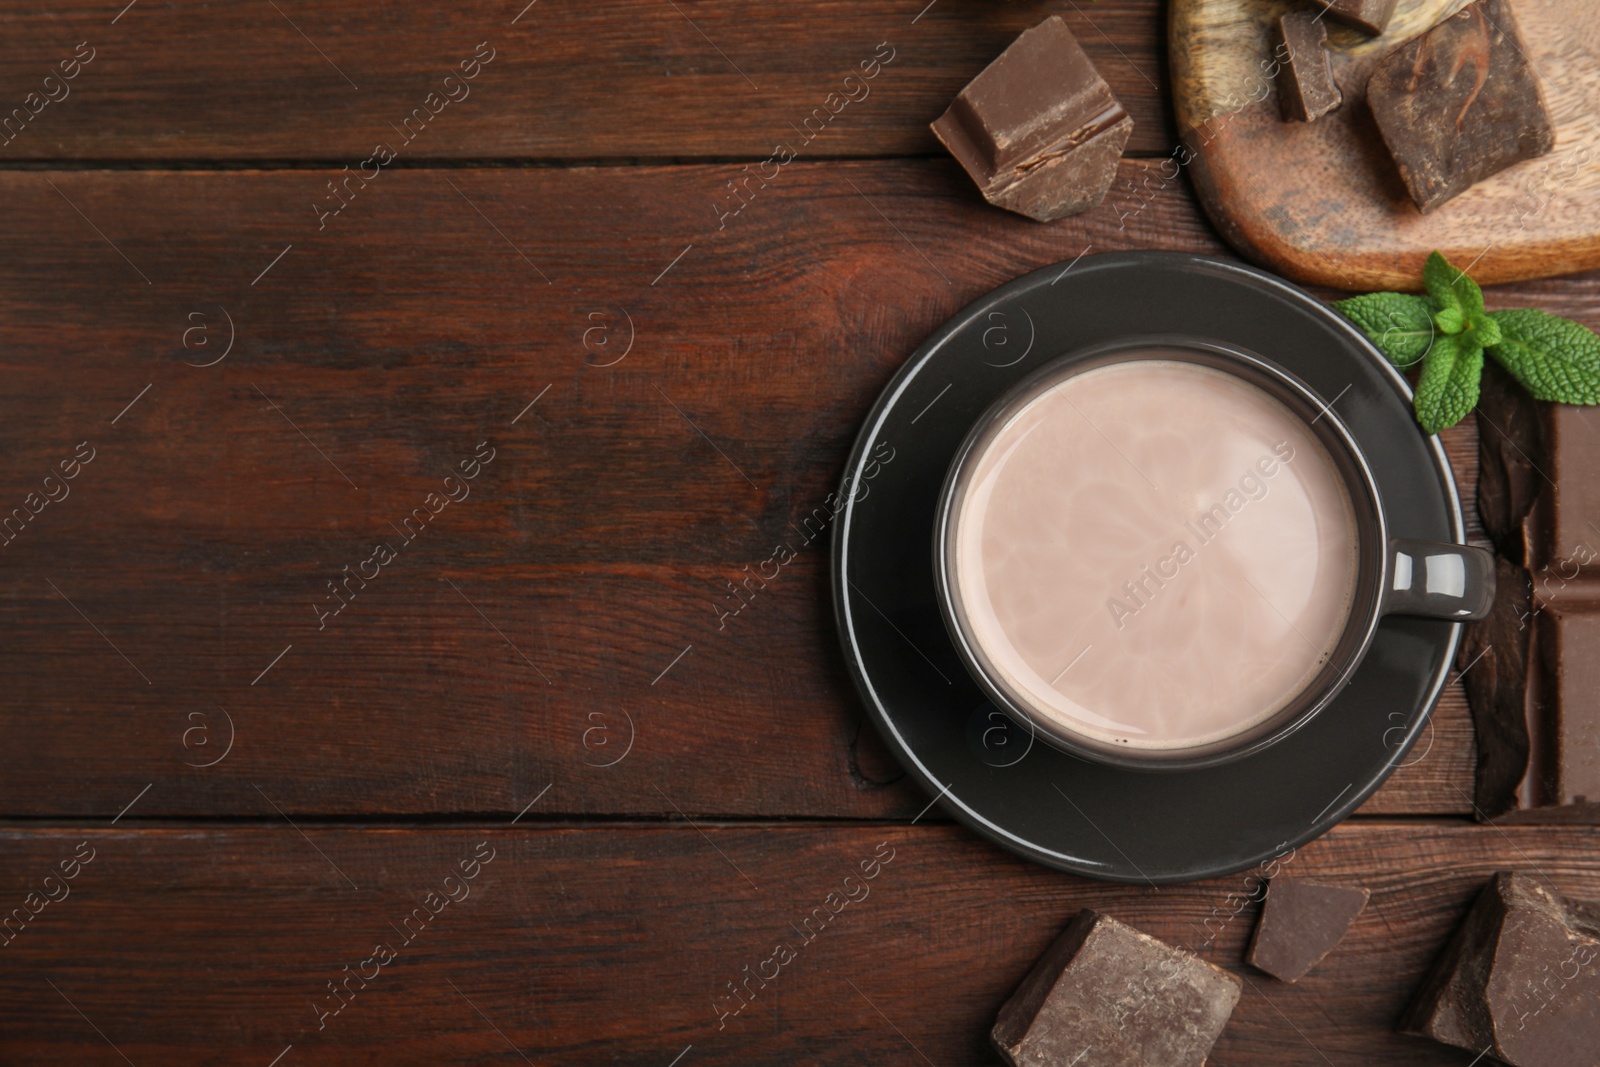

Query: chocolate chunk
[[931, 16, 1134, 222], [1246, 878, 1369, 982], [1402, 872, 1600, 1065], [992, 910, 1240, 1067], [1309, 0, 1398, 35], [1368, 0, 1554, 214], [1275, 12, 1342, 122]]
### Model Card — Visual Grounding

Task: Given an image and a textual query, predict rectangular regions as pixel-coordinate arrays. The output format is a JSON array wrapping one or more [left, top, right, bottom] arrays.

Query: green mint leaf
[[1435, 306, 1466, 334], [1422, 250, 1485, 317], [1471, 311, 1502, 348], [1334, 292, 1436, 367], [1414, 335, 1484, 434], [1455, 270, 1486, 317], [1423, 252, 1461, 312], [1486, 308, 1600, 404]]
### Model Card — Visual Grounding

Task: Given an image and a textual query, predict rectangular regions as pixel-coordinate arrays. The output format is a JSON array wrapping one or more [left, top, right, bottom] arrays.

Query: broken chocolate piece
[[1402, 872, 1600, 1065], [1275, 12, 1342, 122], [1368, 0, 1554, 214], [1468, 366, 1539, 819], [1309, 0, 1398, 36], [992, 910, 1240, 1067], [931, 16, 1134, 222], [1476, 361, 1544, 564], [1246, 878, 1369, 982], [1460, 556, 1534, 820]]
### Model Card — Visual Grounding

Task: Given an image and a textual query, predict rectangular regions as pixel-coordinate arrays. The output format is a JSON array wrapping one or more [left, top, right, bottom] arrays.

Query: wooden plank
[[2, 163, 1570, 819], [0, 0, 1175, 160], [1, 822, 1597, 1064]]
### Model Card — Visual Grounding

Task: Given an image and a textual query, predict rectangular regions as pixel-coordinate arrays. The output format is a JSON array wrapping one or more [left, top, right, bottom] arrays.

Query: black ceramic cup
[[933, 334, 1495, 772]]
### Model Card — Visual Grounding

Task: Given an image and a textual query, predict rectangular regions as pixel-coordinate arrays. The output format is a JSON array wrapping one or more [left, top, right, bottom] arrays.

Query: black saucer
[[831, 252, 1465, 884]]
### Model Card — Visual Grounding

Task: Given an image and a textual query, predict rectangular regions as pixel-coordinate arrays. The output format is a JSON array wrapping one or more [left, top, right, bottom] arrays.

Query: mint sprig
[[1335, 292, 1434, 367], [1487, 309, 1600, 405], [1334, 251, 1600, 433], [1413, 335, 1484, 434]]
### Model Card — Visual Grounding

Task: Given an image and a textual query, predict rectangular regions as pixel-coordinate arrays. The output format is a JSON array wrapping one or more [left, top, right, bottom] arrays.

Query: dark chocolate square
[[1246, 878, 1369, 981], [931, 16, 1133, 222], [1369, 0, 1554, 213], [1403, 872, 1600, 1065], [992, 910, 1240, 1066], [1275, 11, 1342, 122]]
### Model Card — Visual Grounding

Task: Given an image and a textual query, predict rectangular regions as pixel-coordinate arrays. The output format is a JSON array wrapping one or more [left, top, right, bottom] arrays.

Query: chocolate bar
[[992, 910, 1240, 1066], [1403, 872, 1600, 1065], [931, 16, 1133, 222], [1246, 878, 1369, 982], [1526, 402, 1600, 580], [1533, 588, 1600, 808], [1369, 0, 1554, 213], [1309, 0, 1398, 35], [1275, 12, 1341, 122], [1470, 367, 1600, 820]]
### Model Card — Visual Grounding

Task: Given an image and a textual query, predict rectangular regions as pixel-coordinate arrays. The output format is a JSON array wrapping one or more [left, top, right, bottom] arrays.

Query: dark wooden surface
[[0, 162, 1491, 821], [0, 0, 1174, 159], [5, 823, 1600, 1065], [2, 1, 1597, 1064]]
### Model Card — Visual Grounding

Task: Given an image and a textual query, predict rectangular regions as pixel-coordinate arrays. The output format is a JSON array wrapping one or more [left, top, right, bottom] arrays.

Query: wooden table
[[2, 1, 1595, 1063]]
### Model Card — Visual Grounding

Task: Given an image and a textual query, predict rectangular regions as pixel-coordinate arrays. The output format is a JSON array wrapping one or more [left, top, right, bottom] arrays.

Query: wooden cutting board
[[1170, 0, 1600, 291]]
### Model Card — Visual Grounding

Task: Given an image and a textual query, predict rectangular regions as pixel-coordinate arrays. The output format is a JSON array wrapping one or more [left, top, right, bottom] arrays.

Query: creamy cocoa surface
[[950, 357, 1360, 752]]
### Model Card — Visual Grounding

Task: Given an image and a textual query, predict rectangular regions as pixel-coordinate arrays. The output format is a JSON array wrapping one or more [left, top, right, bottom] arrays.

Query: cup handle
[[1380, 539, 1496, 620]]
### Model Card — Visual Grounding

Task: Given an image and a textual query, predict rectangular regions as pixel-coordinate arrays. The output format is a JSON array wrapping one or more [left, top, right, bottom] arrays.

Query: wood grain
[[6, 3, 1596, 1061], [0, 0, 1176, 160], [0, 162, 1547, 819], [1170, 0, 1600, 289], [1, 822, 1597, 1065]]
